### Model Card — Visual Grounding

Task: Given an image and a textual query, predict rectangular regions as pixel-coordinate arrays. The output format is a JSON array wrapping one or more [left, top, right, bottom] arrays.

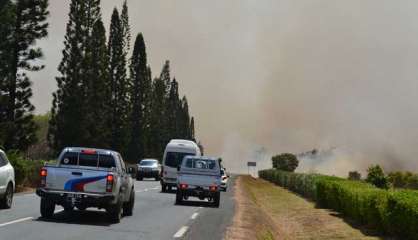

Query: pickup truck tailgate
[[45, 167, 109, 193], [178, 172, 220, 187]]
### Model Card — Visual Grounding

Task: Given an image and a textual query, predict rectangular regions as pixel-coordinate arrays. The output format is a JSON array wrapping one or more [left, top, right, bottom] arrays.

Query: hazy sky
[[31, 1, 418, 173]]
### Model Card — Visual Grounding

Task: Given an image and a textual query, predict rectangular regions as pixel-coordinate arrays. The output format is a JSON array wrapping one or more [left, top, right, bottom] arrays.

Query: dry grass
[[242, 176, 386, 240], [225, 176, 278, 240]]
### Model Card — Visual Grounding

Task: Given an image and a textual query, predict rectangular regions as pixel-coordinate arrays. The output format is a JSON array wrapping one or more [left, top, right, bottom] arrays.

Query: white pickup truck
[[36, 147, 135, 223], [176, 156, 222, 207]]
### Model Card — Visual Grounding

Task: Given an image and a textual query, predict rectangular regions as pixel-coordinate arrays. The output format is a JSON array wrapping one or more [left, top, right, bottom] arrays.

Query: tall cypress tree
[[166, 78, 180, 140], [83, 19, 110, 148], [149, 77, 167, 160], [120, 0, 131, 57], [0, 0, 49, 151], [48, 0, 101, 152], [108, 8, 129, 154], [127, 33, 147, 162], [190, 117, 195, 142], [179, 96, 191, 139]]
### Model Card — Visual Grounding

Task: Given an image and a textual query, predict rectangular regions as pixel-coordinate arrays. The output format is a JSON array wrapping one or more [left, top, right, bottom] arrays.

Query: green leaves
[[259, 169, 418, 239]]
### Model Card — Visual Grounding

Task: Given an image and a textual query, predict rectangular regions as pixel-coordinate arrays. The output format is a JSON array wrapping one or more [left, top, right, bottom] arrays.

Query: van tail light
[[40, 168, 47, 187], [179, 183, 188, 190], [106, 174, 114, 192], [209, 185, 218, 192]]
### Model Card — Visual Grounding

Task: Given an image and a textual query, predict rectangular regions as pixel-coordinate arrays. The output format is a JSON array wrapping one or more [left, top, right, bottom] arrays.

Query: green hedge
[[259, 169, 418, 239], [7, 151, 48, 187]]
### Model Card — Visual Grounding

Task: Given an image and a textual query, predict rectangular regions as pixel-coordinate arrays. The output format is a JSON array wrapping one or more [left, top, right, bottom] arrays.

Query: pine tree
[[180, 96, 191, 139], [149, 77, 167, 160], [108, 8, 130, 155], [120, 0, 131, 57], [190, 117, 195, 142], [160, 60, 171, 96], [127, 33, 148, 162], [48, 0, 101, 152], [0, 0, 48, 151], [166, 78, 180, 140], [83, 19, 110, 148]]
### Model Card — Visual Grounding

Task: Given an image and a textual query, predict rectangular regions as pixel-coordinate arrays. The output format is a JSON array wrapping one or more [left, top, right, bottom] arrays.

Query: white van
[[161, 139, 201, 192]]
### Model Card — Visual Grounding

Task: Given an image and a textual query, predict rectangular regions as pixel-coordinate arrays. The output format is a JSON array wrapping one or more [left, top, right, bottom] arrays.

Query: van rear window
[[60, 152, 116, 168], [165, 152, 193, 168]]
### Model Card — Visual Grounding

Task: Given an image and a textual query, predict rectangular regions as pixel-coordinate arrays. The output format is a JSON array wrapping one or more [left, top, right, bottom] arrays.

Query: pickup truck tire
[[40, 198, 55, 218], [64, 206, 74, 213], [123, 189, 135, 216], [0, 183, 13, 209], [175, 190, 183, 205], [108, 200, 122, 223], [213, 192, 220, 208], [161, 184, 167, 193]]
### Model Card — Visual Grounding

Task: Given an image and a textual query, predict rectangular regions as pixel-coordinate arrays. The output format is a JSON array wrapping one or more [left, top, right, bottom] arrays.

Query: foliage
[[387, 171, 418, 190], [366, 165, 389, 189], [7, 151, 45, 187], [272, 153, 299, 172], [348, 171, 361, 181], [0, 0, 49, 152], [259, 169, 418, 239]]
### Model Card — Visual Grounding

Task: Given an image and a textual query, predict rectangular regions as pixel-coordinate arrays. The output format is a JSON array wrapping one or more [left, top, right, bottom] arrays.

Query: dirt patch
[[241, 176, 388, 240], [225, 176, 279, 240], [15, 186, 34, 194]]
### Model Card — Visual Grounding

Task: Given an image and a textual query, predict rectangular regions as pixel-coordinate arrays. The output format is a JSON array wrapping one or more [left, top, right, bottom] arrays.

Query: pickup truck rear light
[[209, 185, 218, 192], [81, 149, 97, 155], [40, 168, 47, 187], [179, 183, 188, 190], [106, 174, 114, 192]]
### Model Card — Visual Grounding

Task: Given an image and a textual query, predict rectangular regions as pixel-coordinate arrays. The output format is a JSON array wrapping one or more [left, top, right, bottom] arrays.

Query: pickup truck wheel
[[0, 183, 13, 209], [213, 192, 220, 208], [175, 190, 183, 205], [161, 184, 167, 193], [64, 206, 74, 213], [123, 189, 135, 216], [108, 200, 122, 223], [40, 198, 55, 218]]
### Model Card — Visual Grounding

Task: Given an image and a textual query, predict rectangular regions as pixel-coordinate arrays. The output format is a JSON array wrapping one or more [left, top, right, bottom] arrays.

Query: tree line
[[0, 0, 199, 163]]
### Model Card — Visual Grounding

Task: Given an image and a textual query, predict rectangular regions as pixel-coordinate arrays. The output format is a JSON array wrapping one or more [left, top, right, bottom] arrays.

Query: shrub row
[[259, 169, 418, 239], [7, 151, 48, 188]]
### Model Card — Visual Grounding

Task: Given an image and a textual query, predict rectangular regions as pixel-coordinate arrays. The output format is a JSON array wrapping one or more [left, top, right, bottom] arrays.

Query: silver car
[[0, 150, 15, 209], [136, 159, 160, 181]]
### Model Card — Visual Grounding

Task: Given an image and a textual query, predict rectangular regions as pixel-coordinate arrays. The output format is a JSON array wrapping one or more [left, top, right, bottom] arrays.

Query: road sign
[[247, 162, 256, 167]]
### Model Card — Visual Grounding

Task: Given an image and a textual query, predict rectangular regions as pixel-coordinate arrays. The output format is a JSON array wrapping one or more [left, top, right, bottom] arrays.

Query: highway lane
[[0, 178, 235, 240]]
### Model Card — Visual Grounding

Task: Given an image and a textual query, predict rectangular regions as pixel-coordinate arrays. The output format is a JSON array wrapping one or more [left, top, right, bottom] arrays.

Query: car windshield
[[140, 160, 156, 166], [185, 158, 217, 170], [60, 152, 116, 168], [165, 152, 193, 168]]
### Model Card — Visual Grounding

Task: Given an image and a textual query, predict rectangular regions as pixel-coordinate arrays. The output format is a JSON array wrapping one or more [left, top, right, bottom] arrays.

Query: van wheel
[[40, 198, 55, 218], [175, 190, 183, 205], [213, 192, 220, 208], [0, 183, 13, 209], [108, 200, 122, 223], [123, 189, 135, 216]]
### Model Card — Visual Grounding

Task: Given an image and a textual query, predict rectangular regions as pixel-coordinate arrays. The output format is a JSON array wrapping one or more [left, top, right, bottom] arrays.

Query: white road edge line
[[173, 226, 189, 238], [190, 212, 199, 220], [0, 217, 33, 227]]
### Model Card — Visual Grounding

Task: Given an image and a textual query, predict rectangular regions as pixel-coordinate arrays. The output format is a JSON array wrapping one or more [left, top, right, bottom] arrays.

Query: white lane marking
[[190, 212, 199, 220], [0, 217, 33, 227], [135, 186, 160, 193], [173, 226, 189, 238]]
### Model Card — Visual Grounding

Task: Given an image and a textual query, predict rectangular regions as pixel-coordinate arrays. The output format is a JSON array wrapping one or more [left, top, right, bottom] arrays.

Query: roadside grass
[[257, 229, 275, 240], [242, 176, 387, 240]]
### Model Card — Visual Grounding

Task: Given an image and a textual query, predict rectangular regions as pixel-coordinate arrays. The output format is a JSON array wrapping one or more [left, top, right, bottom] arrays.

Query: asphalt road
[[0, 178, 235, 240]]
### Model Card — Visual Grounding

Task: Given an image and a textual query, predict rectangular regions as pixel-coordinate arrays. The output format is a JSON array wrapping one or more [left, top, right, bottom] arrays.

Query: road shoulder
[[238, 176, 385, 240]]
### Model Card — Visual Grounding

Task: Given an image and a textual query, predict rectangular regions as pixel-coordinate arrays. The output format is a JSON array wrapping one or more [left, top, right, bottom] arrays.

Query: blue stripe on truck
[[64, 175, 107, 191]]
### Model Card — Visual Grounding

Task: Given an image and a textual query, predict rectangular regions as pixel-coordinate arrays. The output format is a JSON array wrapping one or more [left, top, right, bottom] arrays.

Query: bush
[[259, 169, 418, 239], [348, 171, 361, 181], [271, 153, 299, 172], [7, 151, 46, 187], [366, 165, 389, 189]]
